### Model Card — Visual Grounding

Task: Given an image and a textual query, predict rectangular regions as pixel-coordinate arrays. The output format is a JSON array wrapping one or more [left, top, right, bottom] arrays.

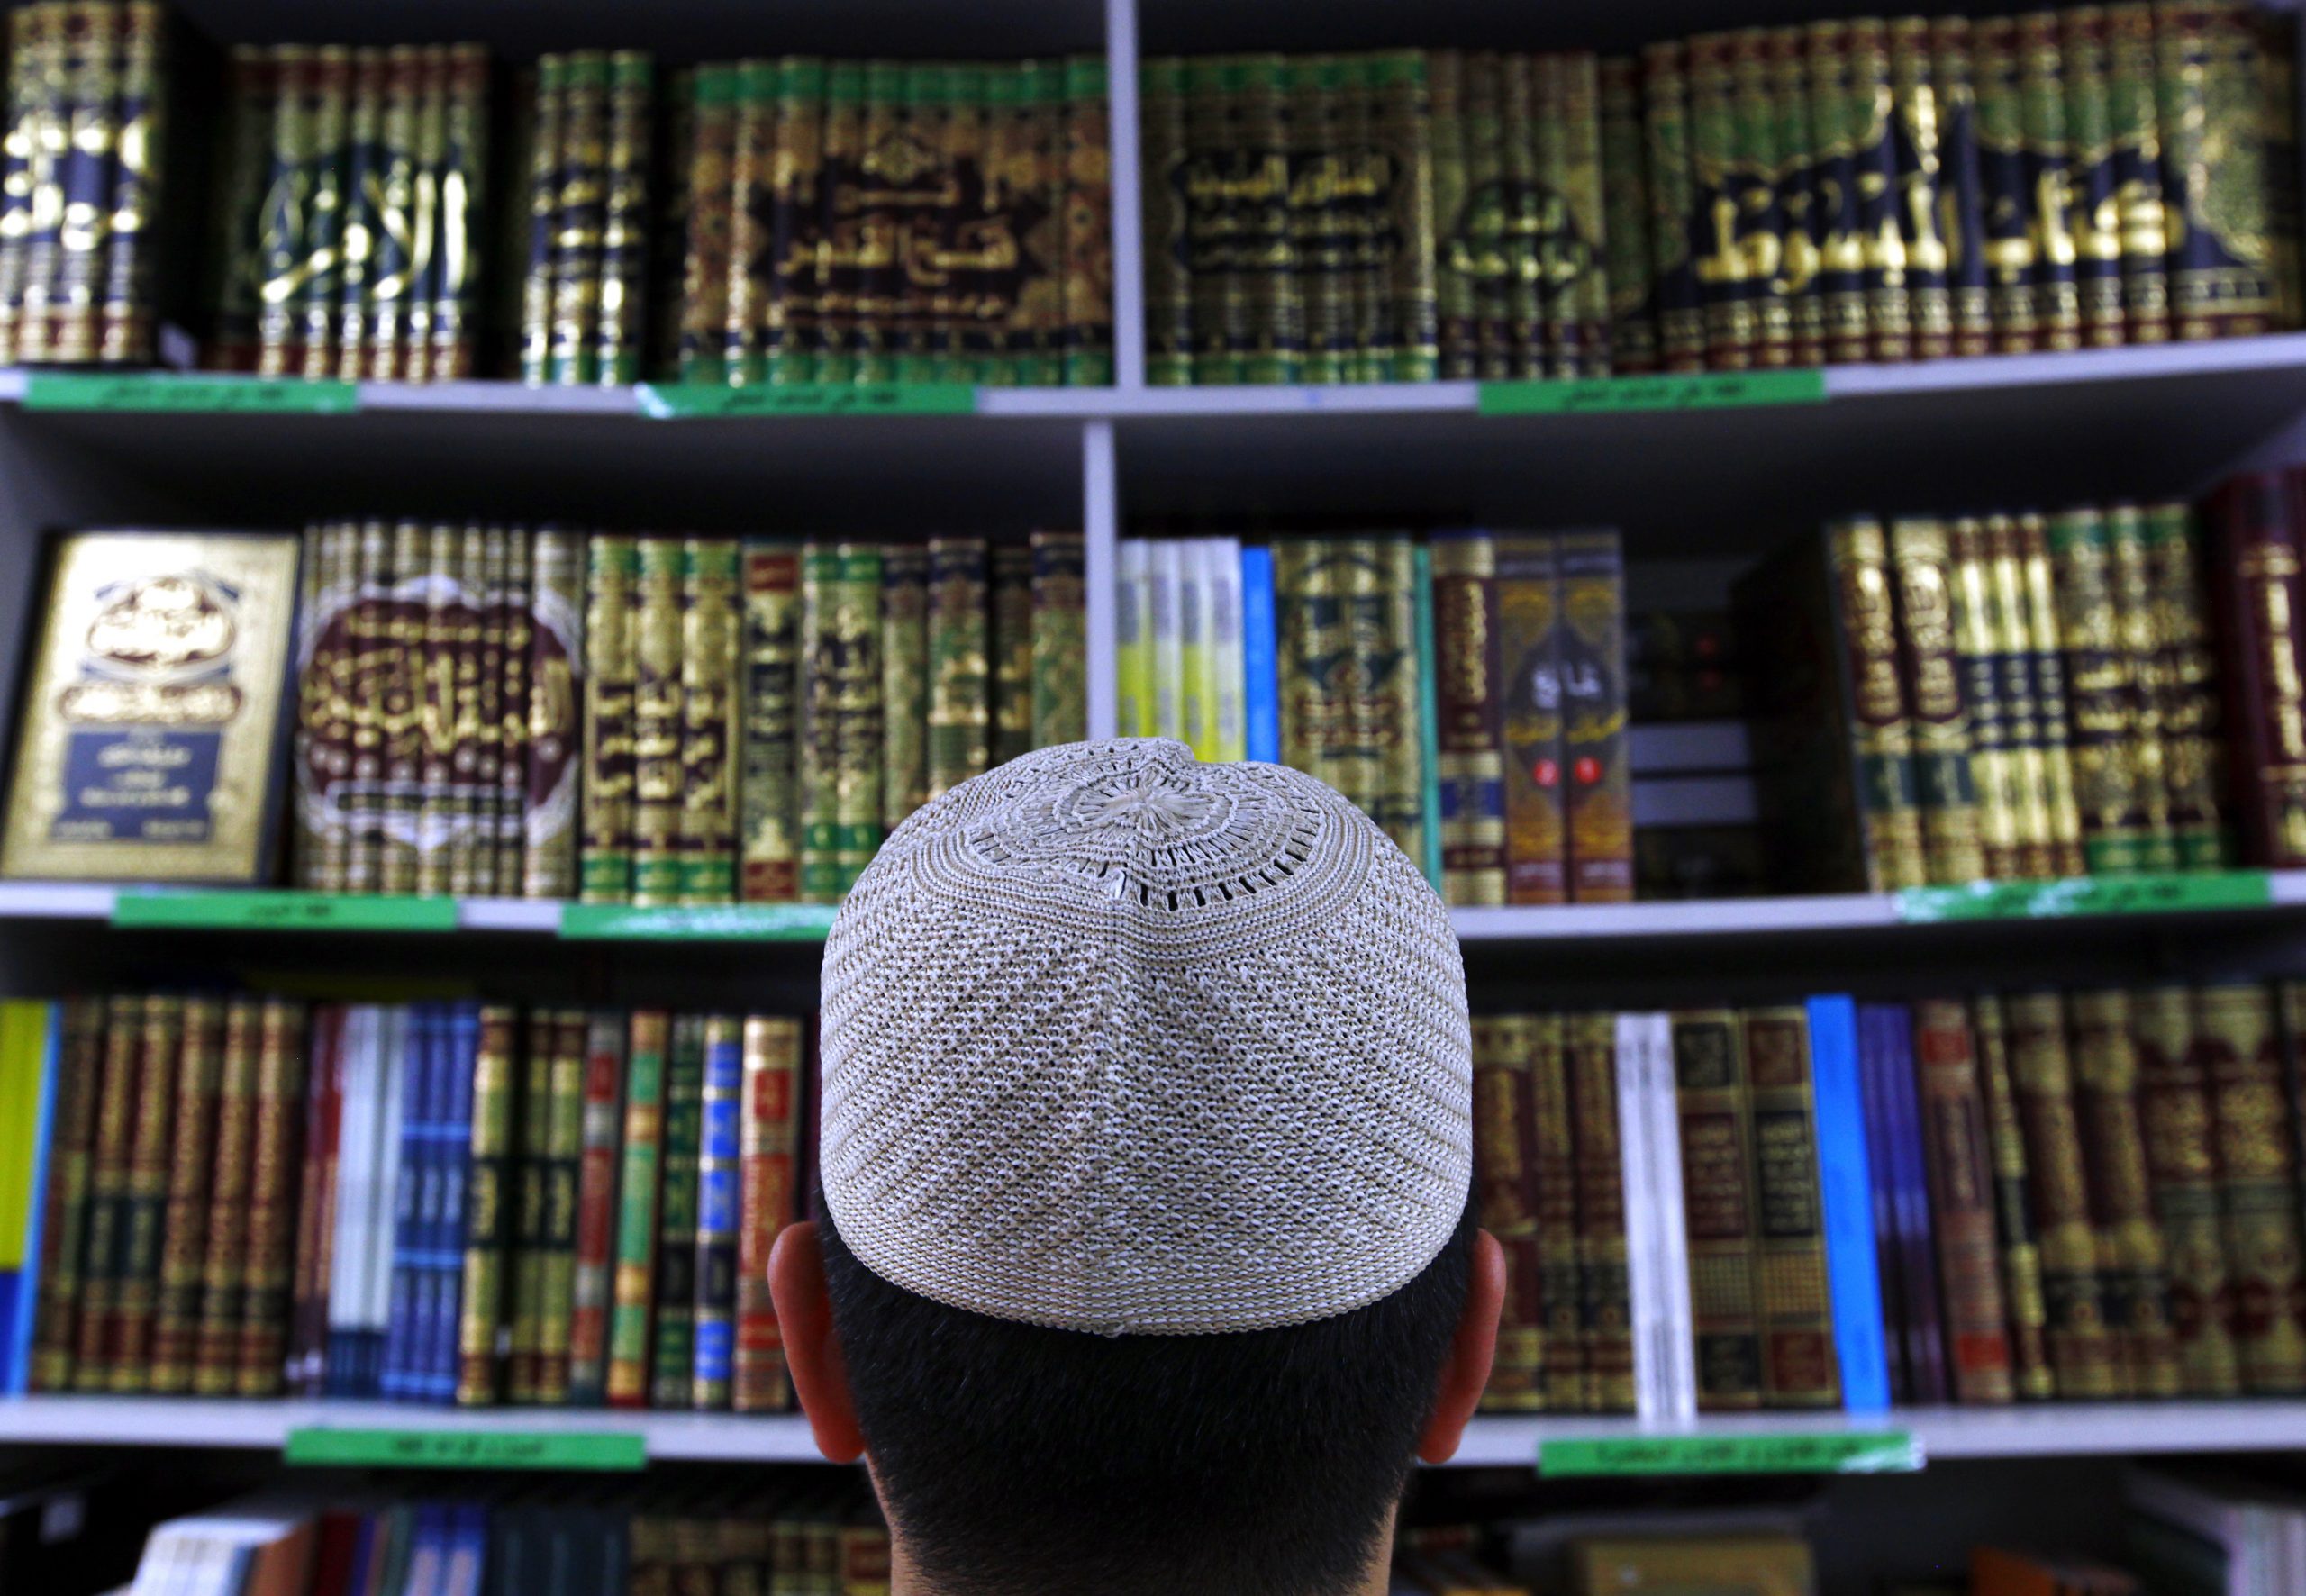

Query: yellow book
[[1115, 540, 1150, 738], [0, 1002, 47, 1269]]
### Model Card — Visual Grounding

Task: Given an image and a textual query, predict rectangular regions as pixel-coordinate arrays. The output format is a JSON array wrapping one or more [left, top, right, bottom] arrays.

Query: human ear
[[1416, 1227, 1505, 1465], [769, 1220, 867, 1464]]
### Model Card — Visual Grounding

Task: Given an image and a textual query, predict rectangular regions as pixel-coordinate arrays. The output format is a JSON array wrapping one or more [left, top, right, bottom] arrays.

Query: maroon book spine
[[2209, 473, 2306, 865]]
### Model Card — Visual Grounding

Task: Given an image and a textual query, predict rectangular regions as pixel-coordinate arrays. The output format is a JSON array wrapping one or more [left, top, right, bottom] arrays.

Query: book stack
[[1470, 979, 2306, 1417], [1115, 530, 1632, 906], [2125, 1467, 2306, 1591], [207, 43, 493, 381], [123, 1484, 891, 1595], [1144, 5, 2305, 385], [650, 55, 1113, 391], [282, 523, 1087, 903], [1740, 504, 2234, 893], [0, 2, 170, 367], [22, 994, 813, 1412]]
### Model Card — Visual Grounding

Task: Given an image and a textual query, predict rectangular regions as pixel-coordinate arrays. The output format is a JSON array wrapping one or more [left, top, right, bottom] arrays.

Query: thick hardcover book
[[567, 1011, 628, 1406], [505, 1015, 551, 1405], [1472, 1016, 1543, 1411], [1241, 547, 1280, 762], [1742, 1006, 1839, 1408], [2132, 984, 2244, 1396], [1567, 1011, 1631, 1412], [1363, 539, 1427, 866], [607, 1011, 668, 1408], [922, 539, 989, 799], [1972, 995, 2057, 1399], [70, 1000, 137, 1392], [579, 535, 640, 902], [878, 544, 929, 833], [494, 531, 533, 892], [28, 998, 99, 1392], [1029, 531, 1088, 748], [234, 999, 306, 1397], [282, 1002, 336, 1399], [2002, 992, 2122, 1398], [807, 544, 884, 900], [736, 1014, 801, 1413], [531, 1011, 586, 1406], [693, 1014, 742, 1411], [2106, 5, 2174, 343], [189, 1001, 260, 1395], [1858, 1002, 1947, 1404], [2017, 13, 2084, 349], [649, 1014, 706, 1409], [1933, 18, 1995, 357], [1949, 517, 2026, 876], [379, 1005, 434, 1402], [1528, 1013, 1585, 1410], [1971, 19, 2039, 351], [2062, 9, 2129, 348], [2047, 508, 2151, 874], [522, 528, 585, 899], [1887, 521, 1987, 884], [1688, 34, 1758, 367], [1736, 522, 1927, 894], [1910, 998, 2016, 1403], [677, 66, 736, 383], [2143, 503, 2229, 867], [1806, 995, 1891, 1412], [1497, 535, 1566, 904], [2207, 474, 2306, 865], [1670, 1008, 1763, 1410], [455, 1005, 517, 1407], [1804, 23, 1870, 365], [2159, 2, 2275, 340], [2105, 503, 2179, 872], [676, 540, 740, 904], [629, 537, 685, 906], [108, 994, 181, 1392], [1276, 540, 1362, 805], [1599, 57, 1658, 374], [2067, 989, 2183, 1396], [377, 520, 428, 895], [1561, 531, 1630, 902], [990, 543, 1035, 766], [1766, 29, 1822, 370], [2015, 513, 2091, 874], [421, 1005, 478, 1405], [1641, 41, 1706, 371], [2211, 984, 2306, 1393], [1849, 21, 1913, 362], [737, 540, 803, 902], [322, 1006, 380, 1396]]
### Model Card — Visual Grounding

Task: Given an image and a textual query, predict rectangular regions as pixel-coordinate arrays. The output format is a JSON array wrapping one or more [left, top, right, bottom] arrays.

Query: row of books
[[210, 42, 1114, 389], [21, 996, 813, 1411], [1475, 981, 2306, 1418], [1114, 531, 1634, 906]]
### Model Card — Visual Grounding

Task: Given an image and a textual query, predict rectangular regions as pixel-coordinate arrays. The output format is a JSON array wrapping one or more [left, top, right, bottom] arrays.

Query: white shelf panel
[[1455, 1402, 2306, 1466], [1, 1397, 2299, 1466]]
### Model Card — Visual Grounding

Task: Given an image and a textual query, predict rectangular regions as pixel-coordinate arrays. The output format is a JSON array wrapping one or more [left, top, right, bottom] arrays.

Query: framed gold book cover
[[3, 530, 300, 882]]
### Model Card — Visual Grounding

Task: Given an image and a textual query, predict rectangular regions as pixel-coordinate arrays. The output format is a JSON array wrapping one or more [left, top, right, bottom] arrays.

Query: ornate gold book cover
[[4, 531, 300, 883]]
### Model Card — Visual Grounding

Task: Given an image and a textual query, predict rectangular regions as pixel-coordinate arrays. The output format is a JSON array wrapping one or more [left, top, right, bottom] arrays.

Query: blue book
[[1806, 995, 1889, 1413], [404, 1503, 450, 1595], [694, 1022, 744, 1395], [1859, 1002, 1948, 1404], [444, 1502, 488, 1596], [1240, 545, 1279, 763], [380, 1004, 434, 1401], [424, 1004, 479, 1404], [345, 1514, 377, 1596]]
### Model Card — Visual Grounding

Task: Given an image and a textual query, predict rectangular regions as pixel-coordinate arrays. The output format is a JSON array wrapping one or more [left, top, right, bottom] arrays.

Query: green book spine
[[990, 543, 1035, 766], [2108, 5, 2174, 343], [896, 60, 948, 382], [1689, 33, 1756, 367], [1061, 54, 1113, 385], [534, 1011, 586, 1406], [1372, 50, 1439, 382], [593, 50, 652, 385], [1142, 57, 1194, 385], [629, 537, 685, 906], [605, 1011, 667, 1408], [676, 539, 739, 904], [722, 58, 772, 385], [881, 542, 930, 831], [1505, 55, 1548, 378], [517, 56, 566, 384], [2133, 984, 2244, 1397], [1599, 58, 1657, 374], [679, 64, 739, 385], [1237, 54, 1298, 385], [833, 545, 885, 886], [1887, 518, 1987, 884], [1643, 41, 1706, 371], [548, 51, 607, 384], [1184, 57, 1243, 385], [495, 530, 533, 893], [812, 59, 862, 384], [1769, 29, 1823, 368], [1460, 54, 1510, 379], [1292, 55, 1350, 385], [1973, 21, 2039, 352], [2144, 502, 2230, 867], [797, 545, 839, 901], [1030, 530, 1087, 747], [1564, 53, 1609, 375], [1017, 59, 1067, 386], [649, 1014, 704, 1410], [766, 56, 823, 385], [925, 537, 991, 798], [1890, 18, 1954, 358], [1339, 56, 1389, 383], [934, 62, 985, 382], [1730, 29, 1793, 368], [456, 1005, 519, 1407], [1413, 543, 1443, 889], [2018, 14, 2084, 350], [2106, 503, 2181, 871], [852, 59, 903, 384], [295, 46, 350, 378], [740, 541, 803, 902], [2064, 9, 2129, 349], [2047, 507, 2147, 875]]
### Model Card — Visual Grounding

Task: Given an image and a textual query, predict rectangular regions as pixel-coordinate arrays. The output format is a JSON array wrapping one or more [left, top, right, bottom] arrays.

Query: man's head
[[773, 740, 1503, 1596]]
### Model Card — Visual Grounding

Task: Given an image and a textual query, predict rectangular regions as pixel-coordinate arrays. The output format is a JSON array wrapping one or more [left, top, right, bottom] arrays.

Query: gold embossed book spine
[[735, 1014, 800, 1412], [2132, 984, 2244, 1395], [579, 534, 639, 903], [1730, 30, 1792, 369], [1974, 995, 2057, 1398], [1933, 19, 1994, 357], [2106, 5, 2174, 343], [1374, 50, 1438, 382], [677, 65, 736, 385], [1473, 1016, 1543, 1411], [494, 530, 532, 891], [2212, 984, 2306, 1392], [2145, 501, 2229, 867], [1431, 532, 1505, 905], [2065, 9, 2130, 349], [1973, 20, 2038, 352], [1689, 34, 1754, 369], [1030, 530, 1087, 747], [522, 529, 585, 899], [629, 537, 685, 907], [1497, 535, 1564, 904], [1769, 29, 1821, 368], [1887, 519, 1986, 884], [547, 51, 606, 383], [1911, 999, 2015, 1404], [1951, 518, 2025, 878], [515, 55, 563, 384], [2047, 507, 2147, 875], [1805, 23, 1871, 366], [2105, 503, 2182, 871], [1848, 20, 1911, 364], [678, 539, 739, 904], [1569, 1011, 1633, 1412], [1643, 41, 1706, 372], [456, 1004, 517, 1407], [1890, 18, 1953, 359], [1744, 1006, 1838, 1408], [1142, 56, 1193, 385], [740, 540, 802, 902], [99, 0, 162, 365], [2017, 14, 2084, 351], [1672, 1009, 1763, 1410], [1600, 57, 1657, 374], [2017, 512, 2091, 875], [990, 543, 1036, 767], [0, 8, 51, 363], [1564, 53, 1608, 374], [2004, 991, 2121, 1398], [1528, 1014, 1585, 1410], [2068, 989, 2183, 1396], [150, 998, 223, 1394], [925, 536, 990, 800], [48, 2, 116, 365], [234, 998, 306, 1398], [191, 1000, 260, 1395], [879, 543, 930, 834]]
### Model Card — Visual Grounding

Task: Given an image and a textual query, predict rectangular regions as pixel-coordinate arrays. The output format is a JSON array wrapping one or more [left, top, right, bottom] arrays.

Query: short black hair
[[818, 1192, 1478, 1596]]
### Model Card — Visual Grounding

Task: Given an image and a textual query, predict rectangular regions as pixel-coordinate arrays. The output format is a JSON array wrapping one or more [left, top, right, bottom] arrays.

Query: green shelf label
[[1539, 1430, 1920, 1478], [635, 381, 976, 418], [1895, 871, 2273, 923], [23, 372, 359, 413], [558, 902, 839, 940], [111, 890, 460, 932], [285, 1427, 646, 1471], [1477, 368, 1826, 416]]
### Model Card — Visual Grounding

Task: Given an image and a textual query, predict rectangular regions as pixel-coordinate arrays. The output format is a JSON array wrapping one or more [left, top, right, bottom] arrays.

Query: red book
[[566, 1010, 628, 1406], [286, 1005, 346, 1397], [735, 1014, 803, 1412], [1910, 999, 2015, 1404], [2206, 472, 2306, 865]]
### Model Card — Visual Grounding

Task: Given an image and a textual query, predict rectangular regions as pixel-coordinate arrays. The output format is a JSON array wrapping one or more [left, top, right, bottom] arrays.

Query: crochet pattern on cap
[[820, 739, 1472, 1337]]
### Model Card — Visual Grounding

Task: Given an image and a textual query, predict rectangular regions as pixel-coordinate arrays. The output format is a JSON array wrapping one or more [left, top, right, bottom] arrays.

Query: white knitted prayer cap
[[818, 738, 1472, 1337]]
